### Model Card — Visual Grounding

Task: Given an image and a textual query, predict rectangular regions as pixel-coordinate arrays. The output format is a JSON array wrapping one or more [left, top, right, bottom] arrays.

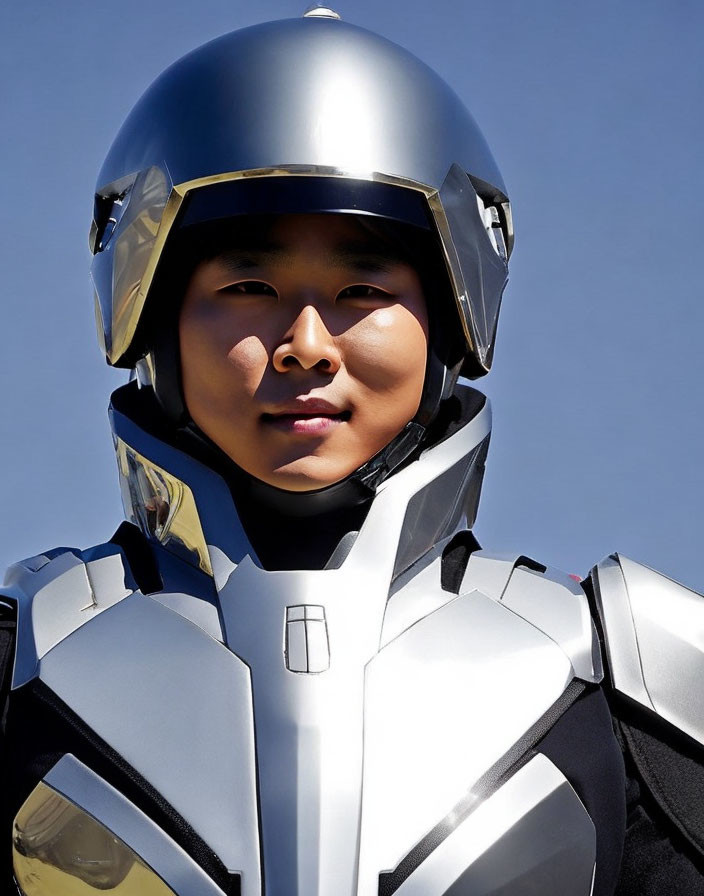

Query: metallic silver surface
[[16, 553, 51, 573], [391, 436, 488, 579], [381, 544, 450, 647], [359, 590, 574, 889], [149, 591, 223, 641], [96, 19, 504, 212], [437, 163, 509, 367], [392, 753, 596, 896], [591, 555, 655, 711], [462, 552, 602, 684], [303, 4, 341, 17], [37, 593, 261, 885], [460, 550, 520, 601], [219, 554, 380, 896], [4, 382, 603, 893], [92, 16, 509, 371], [4, 549, 133, 689], [213, 389, 499, 895], [501, 566, 602, 684], [44, 754, 226, 896], [596, 553, 704, 744], [285, 604, 330, 673], [107, 381, 588, 894]]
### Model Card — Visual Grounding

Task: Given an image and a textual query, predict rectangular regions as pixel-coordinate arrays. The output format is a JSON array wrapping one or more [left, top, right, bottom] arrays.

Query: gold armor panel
[[13, 781, 175, 895]]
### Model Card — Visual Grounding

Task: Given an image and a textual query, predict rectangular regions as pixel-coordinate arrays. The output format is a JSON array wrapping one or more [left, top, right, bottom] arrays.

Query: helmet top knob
[[302, 4, 342, 18]]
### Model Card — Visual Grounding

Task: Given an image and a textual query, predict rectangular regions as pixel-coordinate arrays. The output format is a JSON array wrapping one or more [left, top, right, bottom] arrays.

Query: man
[[2, 9, 703, 895]]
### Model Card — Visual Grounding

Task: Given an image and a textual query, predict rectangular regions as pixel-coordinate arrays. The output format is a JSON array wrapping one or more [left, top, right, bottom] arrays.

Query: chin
[[264, 461, 352, 493]]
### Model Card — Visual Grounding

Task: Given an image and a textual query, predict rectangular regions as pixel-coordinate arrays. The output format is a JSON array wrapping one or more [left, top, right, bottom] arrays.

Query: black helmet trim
[[178, 176, 433, 232]]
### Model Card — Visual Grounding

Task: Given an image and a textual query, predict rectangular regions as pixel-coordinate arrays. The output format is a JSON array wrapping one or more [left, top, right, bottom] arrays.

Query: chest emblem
[[285, 605, 330, 673]]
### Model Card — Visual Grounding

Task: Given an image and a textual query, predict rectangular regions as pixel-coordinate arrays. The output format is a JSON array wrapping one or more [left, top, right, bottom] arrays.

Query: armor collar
[[109, 380, 491, 580]]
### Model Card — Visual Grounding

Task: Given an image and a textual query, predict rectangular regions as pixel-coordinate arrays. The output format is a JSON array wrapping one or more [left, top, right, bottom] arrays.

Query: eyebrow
[[214, 240, 403, 274], [335, 241, 400, 272]]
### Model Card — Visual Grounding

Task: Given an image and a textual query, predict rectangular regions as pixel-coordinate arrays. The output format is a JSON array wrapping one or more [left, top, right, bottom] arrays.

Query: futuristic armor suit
[[3, 9, 704, 896]]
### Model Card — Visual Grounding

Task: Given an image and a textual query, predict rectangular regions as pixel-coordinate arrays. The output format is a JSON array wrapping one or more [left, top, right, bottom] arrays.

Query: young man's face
[[179, 213, 428, 492]]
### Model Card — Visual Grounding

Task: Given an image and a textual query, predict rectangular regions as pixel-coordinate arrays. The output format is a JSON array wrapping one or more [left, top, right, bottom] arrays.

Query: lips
[[261, 398, 351, 435]]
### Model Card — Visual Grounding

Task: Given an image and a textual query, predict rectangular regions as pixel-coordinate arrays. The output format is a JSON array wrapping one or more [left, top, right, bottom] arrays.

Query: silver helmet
[[90, 11, 512, 379]]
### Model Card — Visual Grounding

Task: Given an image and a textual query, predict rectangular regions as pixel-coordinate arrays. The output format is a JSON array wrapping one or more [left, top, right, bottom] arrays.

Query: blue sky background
[[1, 1, 703, 586]]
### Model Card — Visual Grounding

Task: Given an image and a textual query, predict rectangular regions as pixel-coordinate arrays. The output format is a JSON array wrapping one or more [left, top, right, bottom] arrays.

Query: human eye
[[336, 284, 393, 306], [219, 280, 278, 298]]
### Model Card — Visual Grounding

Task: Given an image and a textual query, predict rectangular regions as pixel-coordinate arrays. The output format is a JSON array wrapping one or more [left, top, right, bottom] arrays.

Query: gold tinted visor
[[115, 436, 212, 575], [13, 782, 175, 895]]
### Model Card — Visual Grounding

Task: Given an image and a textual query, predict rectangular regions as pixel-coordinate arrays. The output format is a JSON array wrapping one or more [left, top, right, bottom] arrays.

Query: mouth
[[261, 399, 351, 435], [261, 409, 351, 435]]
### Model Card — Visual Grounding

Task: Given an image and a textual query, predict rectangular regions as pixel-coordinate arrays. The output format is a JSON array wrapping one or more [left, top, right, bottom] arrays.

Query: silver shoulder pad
[[592, 553, 704, 745], [462, 551, 603, 684], [2, 546, 134, 688]]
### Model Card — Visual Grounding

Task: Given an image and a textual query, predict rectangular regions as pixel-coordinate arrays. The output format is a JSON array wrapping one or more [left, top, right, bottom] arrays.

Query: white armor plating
[[3, 386, 605, 895], [592, 553, 704, 746]]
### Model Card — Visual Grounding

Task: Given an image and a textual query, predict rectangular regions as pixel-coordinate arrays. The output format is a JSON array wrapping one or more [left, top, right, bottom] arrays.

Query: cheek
[[226, 335, 270, 393], [342, 307, 428, 396], [180, 307, 269, 411]]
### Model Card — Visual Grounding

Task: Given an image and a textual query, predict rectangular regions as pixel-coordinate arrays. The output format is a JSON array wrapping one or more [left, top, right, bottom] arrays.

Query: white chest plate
[[8, 549, 598, 895]]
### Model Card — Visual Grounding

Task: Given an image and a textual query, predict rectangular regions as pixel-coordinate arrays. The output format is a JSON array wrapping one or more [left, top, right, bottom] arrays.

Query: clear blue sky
[[1, 1, 703, 586]]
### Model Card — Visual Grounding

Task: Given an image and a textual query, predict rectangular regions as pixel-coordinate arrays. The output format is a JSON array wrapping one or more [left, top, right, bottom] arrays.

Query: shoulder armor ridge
[[460, 550, 524, 602], [3, 546, 80, 589], [462, 551, 602, 684], [3, 541, 135, 689], [592, 553, 704, 745]]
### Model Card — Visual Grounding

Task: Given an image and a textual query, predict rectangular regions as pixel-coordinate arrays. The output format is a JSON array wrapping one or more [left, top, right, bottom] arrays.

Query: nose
[[272, 305, 341, 374]]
